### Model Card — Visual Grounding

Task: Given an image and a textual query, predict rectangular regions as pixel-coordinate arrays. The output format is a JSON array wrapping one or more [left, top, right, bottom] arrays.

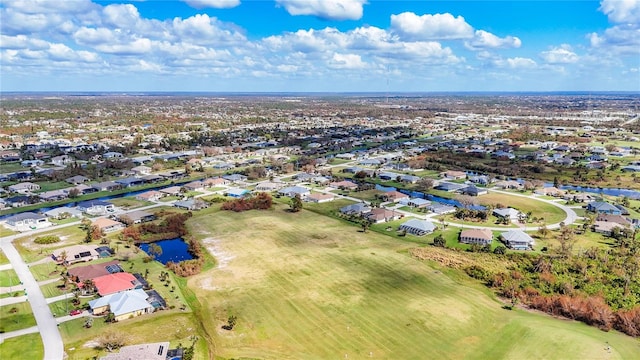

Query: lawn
[[0, 249, 9, 265], [0, 333, 43, 360], [0, 225, 16, 238], [0, 301, 36, 333], [106, 197, 152, 209], [479, 192, 567, 224], [183, 204, 640, 359], [29, 261, 61, 281], [59, 312, 207, 360], [40, 280, 67, 298], [0, 269, 21, 287], [49, 297, 93, 317], [14, 226, 87, 263]]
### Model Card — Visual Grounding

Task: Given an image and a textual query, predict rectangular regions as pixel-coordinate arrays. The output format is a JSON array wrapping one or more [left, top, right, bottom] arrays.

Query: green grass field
[[29, 261, 60, 281], [0, 302, 36, 333], [480, 192, 567, 224], [14, 226, 87, 263], [0, 249, 9, 265], [0, 269, 21, 288], [0, 226, 16, 238], [183, 204, 640, 359], [0, 333, 44, 360]]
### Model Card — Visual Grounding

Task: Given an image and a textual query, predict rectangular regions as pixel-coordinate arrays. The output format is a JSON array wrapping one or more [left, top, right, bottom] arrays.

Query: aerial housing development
[[0, 92, 639, 359], [1, 0, 640, 359]]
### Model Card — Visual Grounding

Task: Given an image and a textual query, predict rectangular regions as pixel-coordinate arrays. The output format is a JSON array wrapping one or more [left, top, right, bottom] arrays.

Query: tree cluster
[[221, 192, 273, 212]]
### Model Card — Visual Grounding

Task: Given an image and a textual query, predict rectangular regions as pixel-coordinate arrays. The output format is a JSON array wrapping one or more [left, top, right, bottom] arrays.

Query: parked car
[[69, 309, 82, 316]]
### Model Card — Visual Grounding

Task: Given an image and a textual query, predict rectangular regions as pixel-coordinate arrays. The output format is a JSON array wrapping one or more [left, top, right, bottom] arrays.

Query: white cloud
[[94, 38, 153, 55], [390, 12, 473, 40], [102, 4, 141, 29], [492, 57, 537, 69], [276, 0, 367, 21], [329, 53, 367, 69], [599, 0, 640, 23], [0, 35, 50, 50], [540, 45, 579, 64], [182, 0, 241, 9], [589, 25, 640, 55], [464, 30, 521, 50]]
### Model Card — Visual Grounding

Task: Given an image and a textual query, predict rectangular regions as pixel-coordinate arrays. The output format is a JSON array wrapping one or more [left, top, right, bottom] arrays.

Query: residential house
[[136, 190, 163, 202], [160, 186, 182, 196], [328, 180, 358, 191], [51, 155, 74, 166], [65, 175, 90, 185], [593, 221, 625, 236], [279, 186, 310, 198], [44, 207, 83, 220], [500, 230, 535, 250], [52, 245, 100, 265], [439, 170, 466, 180], [67, 184, 96, 195], [535, 187, 566, 197], [493, 208, 522, 221], [459, 185, 487, 196], [4, 195, 34, 207], [434, 182, 466, 192], [586, 201, 622, 215], [459, 228, 493, 245], [225, 188, 249, 198], [202, 177, 230, 187], [596, 214, 632, 227], [93, 218, 125, 233], [222, 174, 248, 183], [366, 208, 401, 223], [7, 182, 40, 194], [340, 203, 372, 215], [4, 212, 52, 231], [92, 272, 141, 296], [255, 182, 284, 192], [76, 200, 115, 215], [306, 193, 335, 203], [118, 210, 156, 224], [174, 198, 209, 210], [140, 174, 164, 183], [131, 165, 152, 175], [400, 175, 421, 184], [382, 191, 409, 202], [89, 288, 153, 321], [91, 181, 122, 192], [68, 260, 122, 283], [114, 177, 146, 188], [183, 181, 204, 191], [21, 159, 44, 167], [102, 151, 123, 159], [400, 198, 431, 208], [399, 219, 437, 236], [38, 189, 68, 201]]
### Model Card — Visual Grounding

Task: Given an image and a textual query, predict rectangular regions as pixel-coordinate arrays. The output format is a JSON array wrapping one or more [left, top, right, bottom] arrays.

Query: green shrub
[[34, 235, 61, 244]]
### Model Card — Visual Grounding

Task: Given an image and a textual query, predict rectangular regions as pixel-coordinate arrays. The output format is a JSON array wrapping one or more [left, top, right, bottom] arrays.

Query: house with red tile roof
[[93, 272, 141, 296]]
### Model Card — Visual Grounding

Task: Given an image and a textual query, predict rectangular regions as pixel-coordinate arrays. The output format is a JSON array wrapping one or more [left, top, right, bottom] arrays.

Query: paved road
[[0, 325, 39, 343], [0, 241, 64, 359]]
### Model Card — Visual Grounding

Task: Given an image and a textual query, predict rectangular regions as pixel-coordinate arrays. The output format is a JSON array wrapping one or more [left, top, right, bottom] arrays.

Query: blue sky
[[1, 0, 638, 92]]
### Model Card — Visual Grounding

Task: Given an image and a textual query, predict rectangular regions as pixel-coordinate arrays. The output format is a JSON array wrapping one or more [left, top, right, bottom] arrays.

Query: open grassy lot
[[480, 192, 567, 224], [29, 261, 60, 281], [0, 333, 44, 359], [108, 197, 152, 209], [0, 249, 9, 265], [0, 290, 24, 299], [0, 269, 21, 287], [40, 280, 67, 298], [185, 204, 640, 359], [14, 225, 87, 263], [60, 312, 208, 360], [0, 301, 36, 333], [0, 225, 16, 238]]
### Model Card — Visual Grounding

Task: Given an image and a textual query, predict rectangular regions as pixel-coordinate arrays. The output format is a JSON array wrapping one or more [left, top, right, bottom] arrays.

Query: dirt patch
[[82, 340, 100, 348], [202, 238, 235, 269]]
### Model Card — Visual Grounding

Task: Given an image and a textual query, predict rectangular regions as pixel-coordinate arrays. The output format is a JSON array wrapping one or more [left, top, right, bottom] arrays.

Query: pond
[[138, 238, 194, 265]]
